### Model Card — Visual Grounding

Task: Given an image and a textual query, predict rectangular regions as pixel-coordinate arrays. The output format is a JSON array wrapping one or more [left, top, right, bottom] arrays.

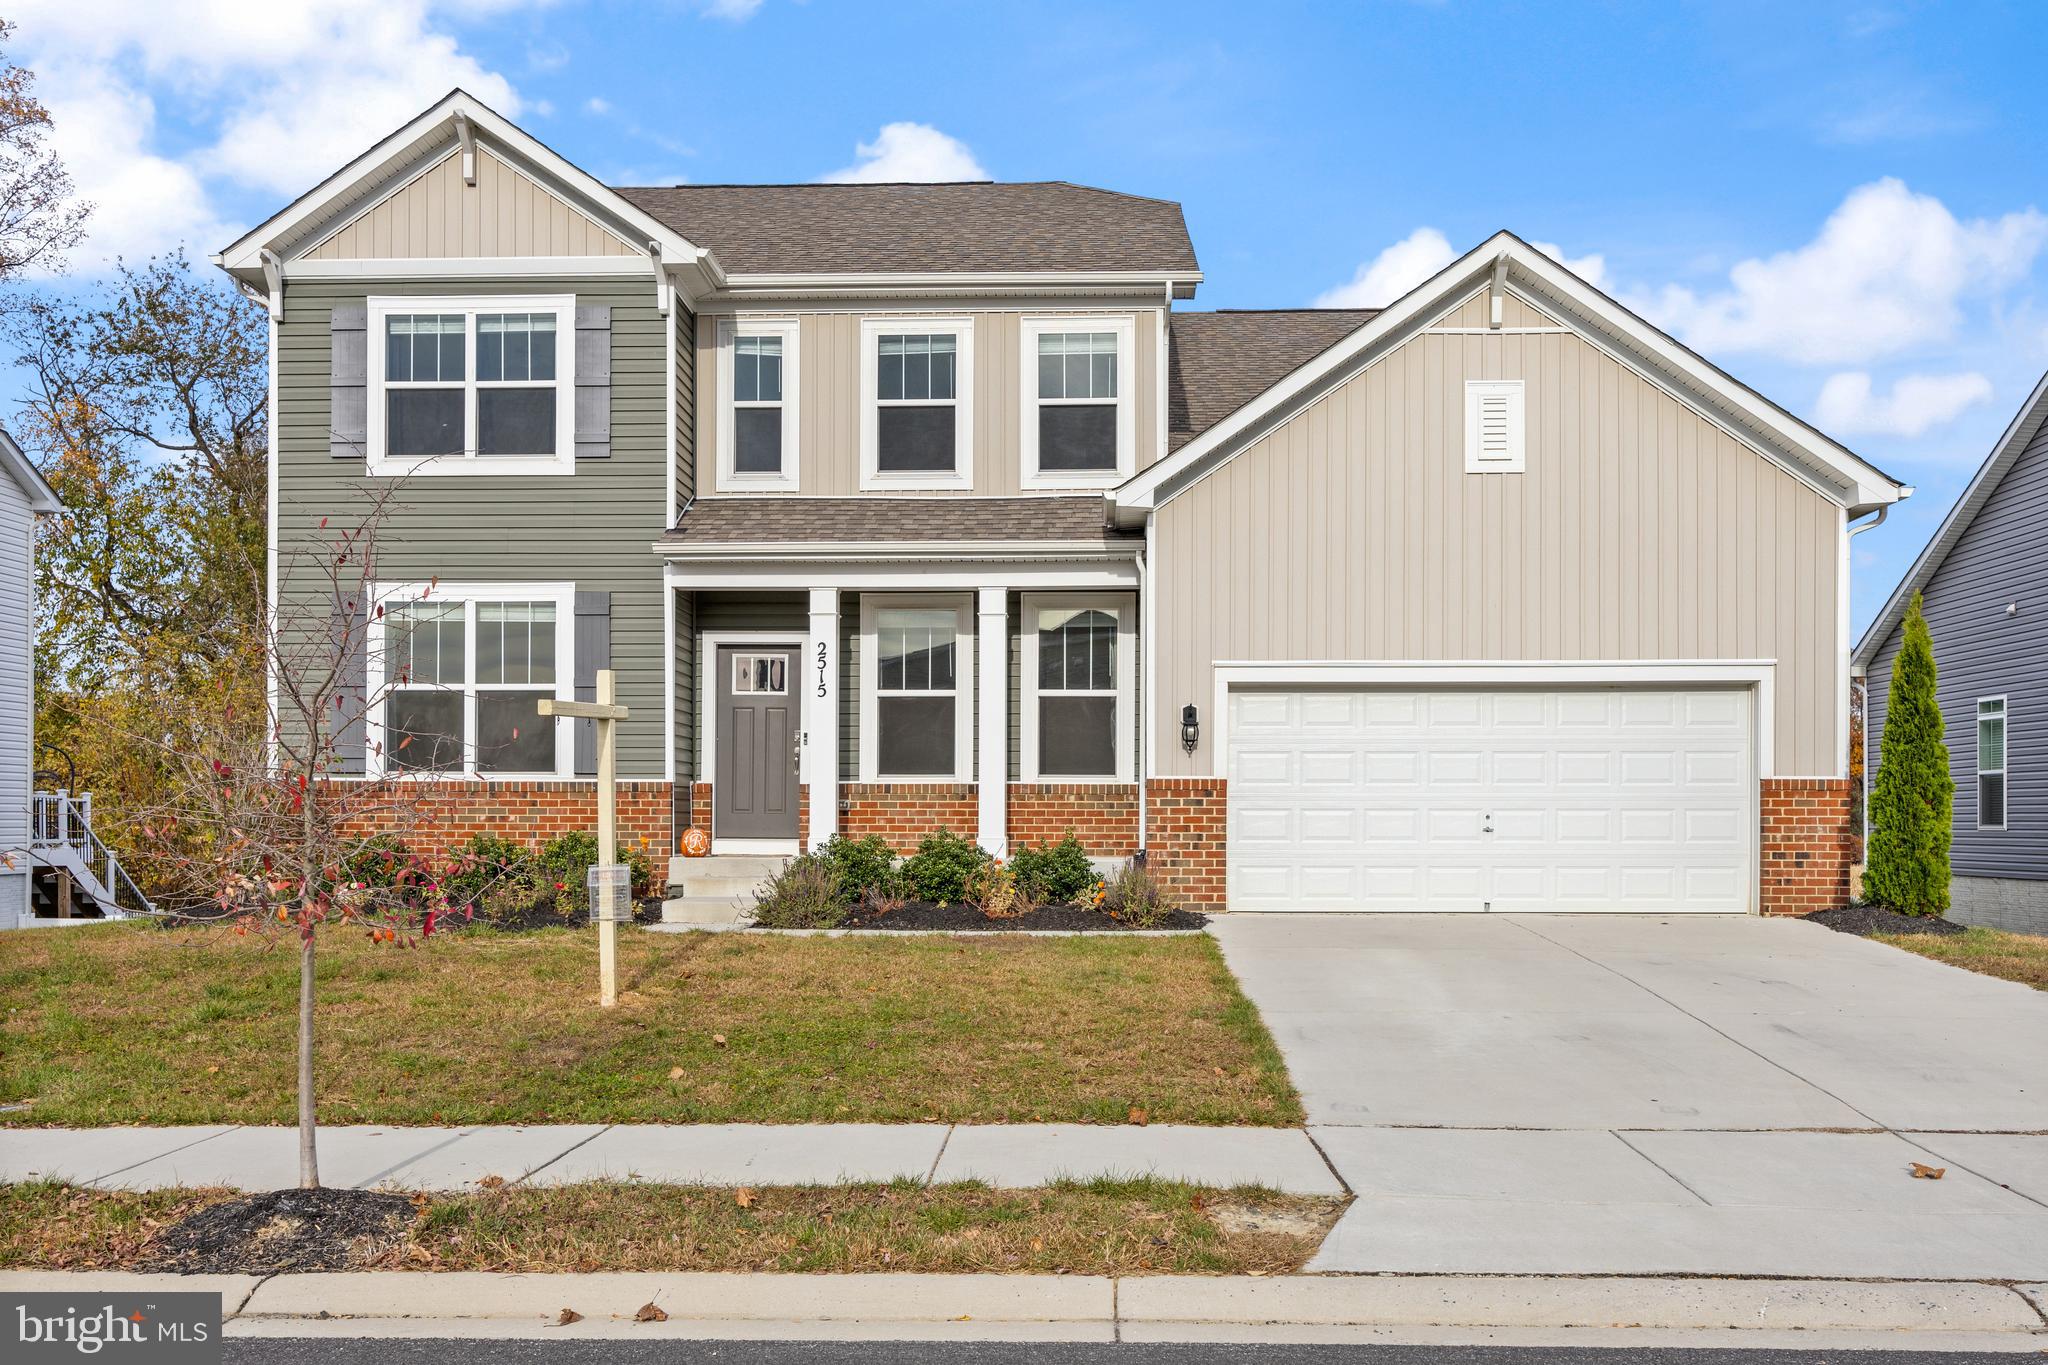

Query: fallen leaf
[[668, 1066, 685, 1080], [555, 1309, 582, 1326], [712, 1033, 728, 1048], [477, 1174, 506, 1190], [734, 1187, 755, 1208], [1029, 1237, 1044, 1251], [1190, 1194, 1206, 1211], [1910, 1162, 1946, 1180], [634, 1302, 668, 1323], [206, 1066, 220, 1075], [1127, 1107, 1149, 1126]]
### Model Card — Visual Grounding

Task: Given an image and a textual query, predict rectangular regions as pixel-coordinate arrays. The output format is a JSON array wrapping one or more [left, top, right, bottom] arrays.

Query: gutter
[[649, 539, 1143, 562]]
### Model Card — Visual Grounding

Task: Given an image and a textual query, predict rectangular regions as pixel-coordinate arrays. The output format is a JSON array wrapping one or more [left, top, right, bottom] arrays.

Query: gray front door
[[714, 644, 801, 841]]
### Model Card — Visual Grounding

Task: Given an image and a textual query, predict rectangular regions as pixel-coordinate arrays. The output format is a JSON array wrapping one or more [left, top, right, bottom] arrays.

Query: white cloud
[[1530, 239, 1606, 290], [820, 122, 988, 184], [585, 96, 612, 115], [1314, 227, 1455, 308], [1814, 370, 1994, 439], [1638, 179, 2047, 365], [699, 0, 765, 17], [8, 0, 536, 264]]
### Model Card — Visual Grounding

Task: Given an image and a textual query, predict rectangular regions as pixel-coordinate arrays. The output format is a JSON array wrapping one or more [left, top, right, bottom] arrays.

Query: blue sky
[[11, 0, 2047, 635]]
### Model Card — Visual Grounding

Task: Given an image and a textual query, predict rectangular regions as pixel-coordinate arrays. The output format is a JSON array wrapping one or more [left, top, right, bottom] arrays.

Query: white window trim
[[715, 316, 800, 493], [1021, 592, 1135, 783], [366, 294, 577, 477], [859, 316, 974, 491], [1019, 315, 1137, 489], [1977, 694, 2008, 831], [859, 593, 975, 781], [366, 581, 576, 779], [1463, 378, 1526, 474]]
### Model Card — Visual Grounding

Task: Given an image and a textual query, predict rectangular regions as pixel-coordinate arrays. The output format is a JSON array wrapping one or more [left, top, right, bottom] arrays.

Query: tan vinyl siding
[[1430, 289, 1561, 330], [275, 275, 670, 777], [1152, 325, 1842, 776], [307, 148, 637, 260], [696, 307, 1164, 496]]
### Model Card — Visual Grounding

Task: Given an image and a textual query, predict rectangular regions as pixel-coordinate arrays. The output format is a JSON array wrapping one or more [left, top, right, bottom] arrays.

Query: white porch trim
[[806, 587, 841, 851], [977, 587, 1009, 856]]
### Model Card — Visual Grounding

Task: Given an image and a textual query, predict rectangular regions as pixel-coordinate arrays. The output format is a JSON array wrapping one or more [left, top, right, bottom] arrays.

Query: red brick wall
[[335, 781, 673, 861], [1145, 778, 1227, 910], [1759, 777, 1856, 916], [679, 783, 713, 848], [1007, 784, 1140, 856], [837, 783, 979, 854]]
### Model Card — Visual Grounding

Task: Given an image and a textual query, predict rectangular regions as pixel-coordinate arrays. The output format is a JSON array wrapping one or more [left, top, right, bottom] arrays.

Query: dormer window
[[860, 317, 973, 489], [717, 318, 800, 491], [1021, 315, 1135, 487]]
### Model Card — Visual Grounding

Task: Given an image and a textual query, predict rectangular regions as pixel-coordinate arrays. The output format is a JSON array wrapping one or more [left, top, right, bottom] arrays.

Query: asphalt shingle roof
[[1167, 309, 1379, 451], [663, 496, 1138, 548], [615, 182, 1198, 277]]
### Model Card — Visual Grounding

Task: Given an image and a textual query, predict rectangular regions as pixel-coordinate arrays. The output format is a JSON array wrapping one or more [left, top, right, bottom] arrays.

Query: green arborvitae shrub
[[900, 827, 991, 906], [820, 834, 901, 901], [750, 853, 848, 929], [1864, 591, 1954, 915], [1009, 831, 1097, 904]]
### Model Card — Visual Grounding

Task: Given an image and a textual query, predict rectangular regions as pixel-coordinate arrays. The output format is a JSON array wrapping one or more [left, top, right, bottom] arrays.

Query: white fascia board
[[665, 560, 1139, 591], [651, 539, 1141, 561], [285, 257, 657, 280], [216, 89, 721, 299], [1853, 366, 2048, 668], [1112, 232, 1907, 524], [710, 270, 1200, 303], [0, 426, 58, 512]]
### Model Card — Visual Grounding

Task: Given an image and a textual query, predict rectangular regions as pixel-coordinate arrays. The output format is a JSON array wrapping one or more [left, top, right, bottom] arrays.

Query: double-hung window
[[369, 296, 575, 476], [1021, 316, 1135, 486], [373, 585, 573, 777], [718, 318, 799, 491], [861, 318, 973, 488], [861, 597, 974, 780], [1977, 697, 2007, 830], [1022, 593, 1134, 781]]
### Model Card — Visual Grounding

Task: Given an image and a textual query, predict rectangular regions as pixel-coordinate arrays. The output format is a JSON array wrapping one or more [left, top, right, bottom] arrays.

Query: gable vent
[[1465, 379, 1526, 473]]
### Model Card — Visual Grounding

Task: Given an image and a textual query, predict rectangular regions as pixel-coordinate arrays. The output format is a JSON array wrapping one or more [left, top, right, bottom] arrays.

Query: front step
[[660, 894, 752, 927], [665, 853, 790, 904]]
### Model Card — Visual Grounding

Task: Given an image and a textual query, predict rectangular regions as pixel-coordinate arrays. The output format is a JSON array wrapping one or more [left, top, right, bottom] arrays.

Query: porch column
[[805, 586, 840, 851], [977, 586, 1008, 856]]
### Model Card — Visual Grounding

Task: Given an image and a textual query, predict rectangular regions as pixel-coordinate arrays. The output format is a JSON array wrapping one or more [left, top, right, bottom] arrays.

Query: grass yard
[[0, 923, 1299, 1127], [0, 1179, 1344, 1276], [1875, 925, 2048, 991]]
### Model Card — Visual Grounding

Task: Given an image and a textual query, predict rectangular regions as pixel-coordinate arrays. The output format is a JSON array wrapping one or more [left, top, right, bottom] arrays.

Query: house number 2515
[[815, 642, 829, 697]]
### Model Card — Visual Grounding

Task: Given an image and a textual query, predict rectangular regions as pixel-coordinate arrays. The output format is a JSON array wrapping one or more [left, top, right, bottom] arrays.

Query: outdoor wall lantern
[[1180, 704, 1201, 754]]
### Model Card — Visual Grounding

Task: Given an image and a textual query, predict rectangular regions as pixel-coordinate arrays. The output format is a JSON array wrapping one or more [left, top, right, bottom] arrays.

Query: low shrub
[[538, 831, 658, 900], [821, 834, 901, 901], [901, 828, 990, 906], [1100, 859, 1178, 929], [750, 854, 848, 929], [440, 834, 534, 912], [965, 859, 1026, 919], [1009, 832, 1096, 905], [341, 835, 417, 891]]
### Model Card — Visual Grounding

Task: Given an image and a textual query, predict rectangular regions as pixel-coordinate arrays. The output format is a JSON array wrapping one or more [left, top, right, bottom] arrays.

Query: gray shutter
[[330, 304, 368, 461], [330, 592, 368, 774], [575, 305, 611, 460], [573, 590, 612, 777]]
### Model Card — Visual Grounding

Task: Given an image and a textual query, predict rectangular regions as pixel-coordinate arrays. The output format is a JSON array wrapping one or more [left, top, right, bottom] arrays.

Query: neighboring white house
[[0, 427, 58, 930]]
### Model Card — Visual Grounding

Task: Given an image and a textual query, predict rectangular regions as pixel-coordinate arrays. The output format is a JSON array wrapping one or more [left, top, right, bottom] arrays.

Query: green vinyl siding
[[275, 275, 686, 779]]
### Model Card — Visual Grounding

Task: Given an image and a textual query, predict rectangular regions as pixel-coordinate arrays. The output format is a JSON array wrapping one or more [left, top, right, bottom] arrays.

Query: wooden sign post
[[539, 669, 630, 1007]]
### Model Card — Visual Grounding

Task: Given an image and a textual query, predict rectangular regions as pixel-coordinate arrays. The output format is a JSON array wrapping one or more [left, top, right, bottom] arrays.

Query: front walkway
[[0, 1122, 1340, 1195], [1210, 912, 2048, 1277]]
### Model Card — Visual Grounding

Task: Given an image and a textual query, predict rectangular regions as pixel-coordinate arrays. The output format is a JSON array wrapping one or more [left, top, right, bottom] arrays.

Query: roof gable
[[1115, 232, 1908, 523], [1854, 368, 2048, 668], [1167, 309, 1377, 451], [0, 427, 58, 513]]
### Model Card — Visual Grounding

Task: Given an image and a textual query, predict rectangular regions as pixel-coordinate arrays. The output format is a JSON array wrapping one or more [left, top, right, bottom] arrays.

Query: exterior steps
[[659, 894, 752, 927], [663, 854, 788, 917]]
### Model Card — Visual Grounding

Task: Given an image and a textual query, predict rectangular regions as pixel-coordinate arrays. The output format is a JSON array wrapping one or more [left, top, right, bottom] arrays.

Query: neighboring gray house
[[1857, 371, 2048, 934], [0, 427, 59, 930]]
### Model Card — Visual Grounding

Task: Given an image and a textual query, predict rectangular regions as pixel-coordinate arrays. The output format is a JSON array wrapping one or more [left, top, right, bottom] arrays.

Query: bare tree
[[0, 19, 87, 280]]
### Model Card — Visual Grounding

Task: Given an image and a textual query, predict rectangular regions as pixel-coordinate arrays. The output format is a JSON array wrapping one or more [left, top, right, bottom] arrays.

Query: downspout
[[1137, 514, 1154, 858], [1847, 502, 1892, 844]]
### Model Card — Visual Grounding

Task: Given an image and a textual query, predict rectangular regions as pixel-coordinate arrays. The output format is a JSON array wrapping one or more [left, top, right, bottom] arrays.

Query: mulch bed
[[459, 897, 668, 932], [1808, 904, 1970, 938], [142, 1187, 418, 1274], [836, 901, 1208, 932]]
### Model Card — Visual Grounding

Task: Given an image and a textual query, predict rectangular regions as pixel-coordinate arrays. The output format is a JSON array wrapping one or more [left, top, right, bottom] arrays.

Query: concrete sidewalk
[[4, 1269, 2042, 1350], [0, 1122, 1343, 1195]]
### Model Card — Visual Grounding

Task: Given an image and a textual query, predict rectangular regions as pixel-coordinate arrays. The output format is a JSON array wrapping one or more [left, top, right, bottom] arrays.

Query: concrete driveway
[[1211, 913, 2048, 1279]]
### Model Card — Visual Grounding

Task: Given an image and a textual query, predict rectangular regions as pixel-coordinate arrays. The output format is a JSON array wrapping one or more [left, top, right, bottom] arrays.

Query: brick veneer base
[[1145, 778, 1227, 910], [838, 783, 979, 854], [1759, 777, 1856, 916], [1007, 784, 1139, 856], [336, 781, 673, 860]]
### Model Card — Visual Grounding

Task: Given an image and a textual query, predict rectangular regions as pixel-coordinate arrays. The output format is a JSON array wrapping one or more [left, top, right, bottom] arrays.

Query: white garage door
[[1226, 688, 1752, 913]]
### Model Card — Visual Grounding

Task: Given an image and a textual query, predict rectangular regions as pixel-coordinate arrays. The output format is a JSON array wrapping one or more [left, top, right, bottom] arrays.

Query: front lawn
[[1874, 924, 2048, 991], [1, 1179, 1344, 1276], [0, 923, 1299, 1126]]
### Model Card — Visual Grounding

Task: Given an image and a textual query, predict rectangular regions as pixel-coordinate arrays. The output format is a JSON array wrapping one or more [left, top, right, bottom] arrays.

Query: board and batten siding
[[0, 472, 33, 928], [1152, 323, 1843, 778], [695, 307, 1165, 497], [1865, 418, 2048, 879], [275, 276, 673, 778], [306, 148, 637, 261]]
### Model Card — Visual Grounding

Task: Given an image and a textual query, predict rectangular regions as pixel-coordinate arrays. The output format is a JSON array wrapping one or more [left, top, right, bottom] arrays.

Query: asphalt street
[[223, 1340, 2021, 1365]]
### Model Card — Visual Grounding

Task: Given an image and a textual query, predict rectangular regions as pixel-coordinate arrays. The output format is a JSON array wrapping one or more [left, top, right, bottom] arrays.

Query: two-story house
[[218, 91, 1906, 915]]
